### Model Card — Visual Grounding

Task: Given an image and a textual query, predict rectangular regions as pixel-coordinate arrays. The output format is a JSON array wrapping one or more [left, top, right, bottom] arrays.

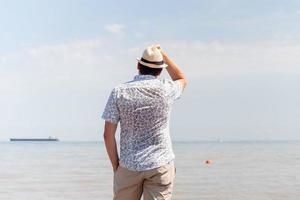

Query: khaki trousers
[[113, 161, 176, 200]]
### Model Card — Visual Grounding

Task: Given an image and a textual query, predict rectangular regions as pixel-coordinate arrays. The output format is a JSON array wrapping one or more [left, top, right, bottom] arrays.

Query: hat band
[[141, 57, 164, 65]]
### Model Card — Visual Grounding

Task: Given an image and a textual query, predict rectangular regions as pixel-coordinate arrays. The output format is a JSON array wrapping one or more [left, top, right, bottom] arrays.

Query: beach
[[0, 141, 299, 200]]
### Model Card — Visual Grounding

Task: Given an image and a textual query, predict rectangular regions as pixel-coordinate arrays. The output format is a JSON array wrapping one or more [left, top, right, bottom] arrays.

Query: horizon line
[[1, 139, 300, 143]]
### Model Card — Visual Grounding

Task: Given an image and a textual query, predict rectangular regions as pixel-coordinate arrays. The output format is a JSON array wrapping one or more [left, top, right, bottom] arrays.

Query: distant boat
[[10, 136, 59, 142]]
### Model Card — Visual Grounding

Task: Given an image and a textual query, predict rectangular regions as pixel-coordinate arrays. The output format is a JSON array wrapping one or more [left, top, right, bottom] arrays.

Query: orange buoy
[[205, 160, 212, 164]]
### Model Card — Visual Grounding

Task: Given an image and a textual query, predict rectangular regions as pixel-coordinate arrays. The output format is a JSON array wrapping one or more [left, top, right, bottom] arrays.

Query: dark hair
[[138, 63, 163, 76]]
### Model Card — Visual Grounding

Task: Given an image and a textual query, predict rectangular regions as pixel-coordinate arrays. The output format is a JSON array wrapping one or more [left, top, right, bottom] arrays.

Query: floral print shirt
[[102, 74, 183, 171]]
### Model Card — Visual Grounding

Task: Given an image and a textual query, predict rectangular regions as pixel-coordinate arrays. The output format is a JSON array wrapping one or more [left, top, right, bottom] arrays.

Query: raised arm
[[155, 45, 187, 89]]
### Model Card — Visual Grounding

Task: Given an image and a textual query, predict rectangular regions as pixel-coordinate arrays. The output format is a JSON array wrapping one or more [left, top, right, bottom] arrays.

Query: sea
[[0, 141, 299, 200]]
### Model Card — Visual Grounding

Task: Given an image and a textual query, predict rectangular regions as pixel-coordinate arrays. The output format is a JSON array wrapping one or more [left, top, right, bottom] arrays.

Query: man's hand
[[113, 164, 119, 173], [154, 44, 164, 55], [103, 121, 119, 173], [153, 44, 187, 89]]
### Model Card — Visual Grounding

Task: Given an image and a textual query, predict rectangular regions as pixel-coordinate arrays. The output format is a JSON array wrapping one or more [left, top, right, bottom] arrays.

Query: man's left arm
[[103, 121, 119, 172]]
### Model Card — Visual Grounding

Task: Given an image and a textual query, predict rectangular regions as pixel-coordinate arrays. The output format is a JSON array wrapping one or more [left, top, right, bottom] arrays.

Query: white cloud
[[162, 41, 300, 78], [104, 23, 125, 34], [0, 38, 135, 97], [3, 39, 300, 94]]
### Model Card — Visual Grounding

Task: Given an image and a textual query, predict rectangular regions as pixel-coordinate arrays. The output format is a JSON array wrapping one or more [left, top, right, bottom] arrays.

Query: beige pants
[[113, 161, 176, 200]]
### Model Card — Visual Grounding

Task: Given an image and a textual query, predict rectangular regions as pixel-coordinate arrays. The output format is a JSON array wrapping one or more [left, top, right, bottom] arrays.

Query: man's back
[[102, 45, 187, 200], [102, 74, 182, 171]]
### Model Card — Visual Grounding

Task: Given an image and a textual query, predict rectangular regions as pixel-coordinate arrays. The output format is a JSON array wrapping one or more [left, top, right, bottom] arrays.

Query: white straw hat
[[136, 45, 167, 68]]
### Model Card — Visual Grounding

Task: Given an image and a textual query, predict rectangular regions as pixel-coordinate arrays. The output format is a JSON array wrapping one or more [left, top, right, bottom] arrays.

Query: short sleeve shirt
[[102, 75, 183, 171]]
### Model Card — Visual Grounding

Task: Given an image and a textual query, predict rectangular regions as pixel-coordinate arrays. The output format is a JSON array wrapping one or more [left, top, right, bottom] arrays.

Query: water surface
[[0, 141, 299, 200]]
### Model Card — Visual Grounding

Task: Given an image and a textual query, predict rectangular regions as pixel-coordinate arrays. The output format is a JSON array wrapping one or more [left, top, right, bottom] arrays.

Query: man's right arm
[[155, 45, 187, 90]]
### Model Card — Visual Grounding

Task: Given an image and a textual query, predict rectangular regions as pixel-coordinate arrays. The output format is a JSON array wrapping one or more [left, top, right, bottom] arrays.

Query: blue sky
[[1, 0, 300, 141]]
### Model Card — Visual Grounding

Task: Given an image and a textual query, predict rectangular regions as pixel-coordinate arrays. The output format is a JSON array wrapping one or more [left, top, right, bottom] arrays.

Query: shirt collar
[[133, 74, 157, 81]]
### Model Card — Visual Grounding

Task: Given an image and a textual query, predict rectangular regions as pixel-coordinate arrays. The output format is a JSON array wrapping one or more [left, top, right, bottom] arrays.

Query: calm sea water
[[0, 141, 299, 200]]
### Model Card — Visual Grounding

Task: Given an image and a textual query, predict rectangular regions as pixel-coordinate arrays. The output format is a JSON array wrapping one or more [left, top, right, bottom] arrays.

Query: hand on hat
[[153, 44, 161, 50], [153, 44, 166, 56]]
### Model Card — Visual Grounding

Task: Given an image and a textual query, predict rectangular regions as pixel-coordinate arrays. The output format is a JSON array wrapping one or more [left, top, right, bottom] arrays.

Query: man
[[102, 44, 187, 200]]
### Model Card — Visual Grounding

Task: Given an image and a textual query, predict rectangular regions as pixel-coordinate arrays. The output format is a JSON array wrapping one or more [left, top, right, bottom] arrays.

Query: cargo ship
[[10, 136, 59, 142]]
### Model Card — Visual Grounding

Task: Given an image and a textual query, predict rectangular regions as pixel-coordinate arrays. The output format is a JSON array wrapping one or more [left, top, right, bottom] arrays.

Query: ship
[[10, 136, 59, 142]]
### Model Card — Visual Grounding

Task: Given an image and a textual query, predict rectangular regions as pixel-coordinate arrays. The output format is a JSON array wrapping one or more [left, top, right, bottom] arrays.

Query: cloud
[[104, 23, 125, 34], [3, 39, 300, 95], [162, 41, 300, 78], [0, 38, 135, 97]]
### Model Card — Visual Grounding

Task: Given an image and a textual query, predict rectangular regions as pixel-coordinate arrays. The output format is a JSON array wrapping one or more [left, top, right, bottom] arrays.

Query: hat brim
[[136, 58, 168, 69]]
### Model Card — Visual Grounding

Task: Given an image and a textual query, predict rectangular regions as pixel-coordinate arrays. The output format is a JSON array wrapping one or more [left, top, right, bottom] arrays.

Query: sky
[[1, 0, 300, 141]]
